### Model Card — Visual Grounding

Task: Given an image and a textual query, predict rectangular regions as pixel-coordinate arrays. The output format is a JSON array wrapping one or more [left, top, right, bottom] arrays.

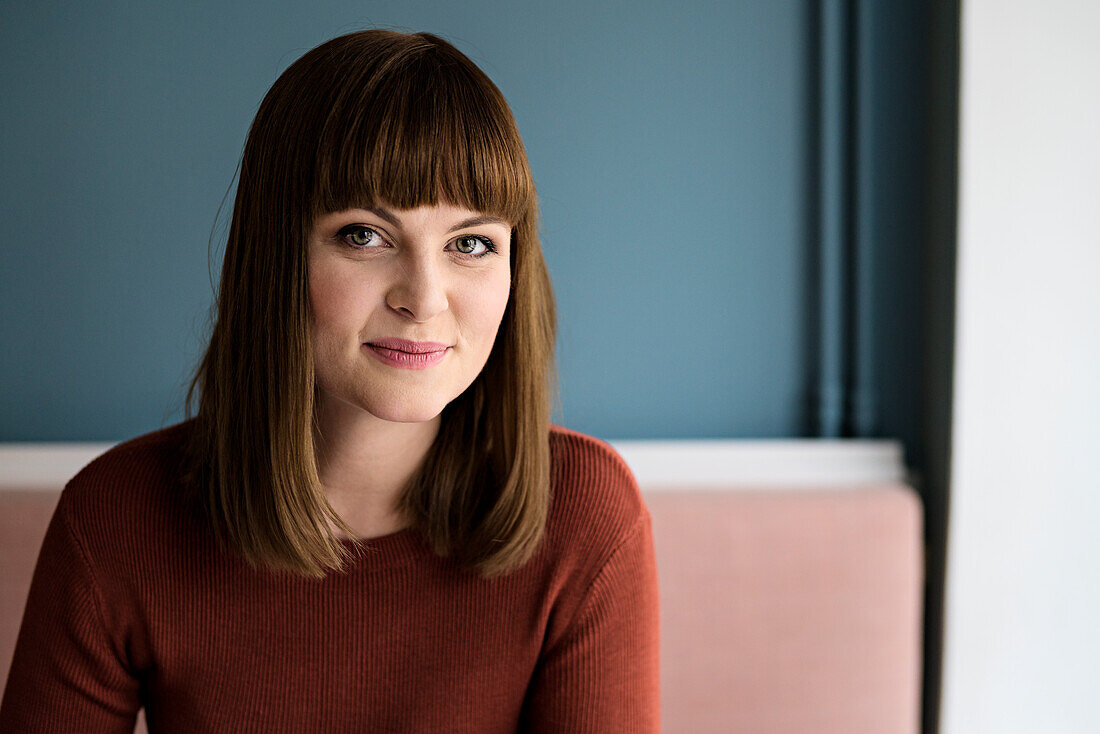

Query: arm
[[0, 492, 141, 733], [519, 513, 661, 733]]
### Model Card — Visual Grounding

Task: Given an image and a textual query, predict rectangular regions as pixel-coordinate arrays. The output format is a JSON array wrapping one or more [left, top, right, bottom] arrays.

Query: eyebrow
[[365, 206, 509, 233]]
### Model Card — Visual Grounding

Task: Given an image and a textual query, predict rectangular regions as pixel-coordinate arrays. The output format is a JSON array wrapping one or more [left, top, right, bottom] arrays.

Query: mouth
[[364, 342, 450, 370], [365, 338, 450, 354], [366, 344, 445, 355]]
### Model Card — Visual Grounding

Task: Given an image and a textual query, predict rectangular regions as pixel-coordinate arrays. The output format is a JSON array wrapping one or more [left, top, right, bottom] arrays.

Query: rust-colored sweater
[[0, 420, 659, 733]]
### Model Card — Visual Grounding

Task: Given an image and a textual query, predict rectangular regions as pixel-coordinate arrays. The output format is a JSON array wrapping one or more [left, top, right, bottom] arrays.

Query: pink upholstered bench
[[647, 485, 923, 732], [1, 483, 922, 733]]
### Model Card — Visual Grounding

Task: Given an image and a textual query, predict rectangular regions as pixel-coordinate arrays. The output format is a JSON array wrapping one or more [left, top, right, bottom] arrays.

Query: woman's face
[[307, 201, 512, 424]]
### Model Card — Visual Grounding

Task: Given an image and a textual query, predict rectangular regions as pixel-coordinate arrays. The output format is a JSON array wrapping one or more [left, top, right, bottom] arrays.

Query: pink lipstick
[[364, 341, 449, 370], [367, 338, 449, 353]]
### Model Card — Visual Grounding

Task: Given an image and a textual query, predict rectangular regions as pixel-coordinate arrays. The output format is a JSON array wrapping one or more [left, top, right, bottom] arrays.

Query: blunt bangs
[[309, 36, 534, 227]]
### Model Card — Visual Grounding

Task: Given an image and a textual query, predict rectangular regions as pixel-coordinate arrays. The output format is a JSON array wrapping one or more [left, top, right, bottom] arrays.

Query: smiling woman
[[193, 30, 545, 579], [0, 28, 659, 734]]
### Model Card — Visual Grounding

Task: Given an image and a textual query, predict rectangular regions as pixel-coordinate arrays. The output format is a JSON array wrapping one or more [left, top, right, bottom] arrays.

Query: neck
[[311, 394, 441, 538]]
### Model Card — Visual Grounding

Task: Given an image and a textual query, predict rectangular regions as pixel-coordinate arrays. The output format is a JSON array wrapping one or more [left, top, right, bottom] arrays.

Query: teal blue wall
[[0, 1, 936, 461]]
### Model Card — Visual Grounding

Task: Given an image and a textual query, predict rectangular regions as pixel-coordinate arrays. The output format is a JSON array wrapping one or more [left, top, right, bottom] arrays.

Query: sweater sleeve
[[519, 512, 661, 733], [0, 492, 141, 733]]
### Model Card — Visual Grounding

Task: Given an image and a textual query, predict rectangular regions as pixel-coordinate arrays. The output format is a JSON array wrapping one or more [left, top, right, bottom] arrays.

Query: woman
[[0, 29, 659, 733]]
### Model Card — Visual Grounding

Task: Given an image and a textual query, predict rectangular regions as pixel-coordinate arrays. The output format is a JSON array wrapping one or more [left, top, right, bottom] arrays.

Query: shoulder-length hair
[[179, 29, 559, 580]]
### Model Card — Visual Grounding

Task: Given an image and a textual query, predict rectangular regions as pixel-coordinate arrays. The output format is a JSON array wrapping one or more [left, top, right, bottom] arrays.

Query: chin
[[358, 395, 448, 424], [371, 410, 443, 424]]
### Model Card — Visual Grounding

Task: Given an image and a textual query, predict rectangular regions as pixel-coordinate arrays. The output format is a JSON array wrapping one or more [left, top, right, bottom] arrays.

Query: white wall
[[943, 1, 1100, 731]]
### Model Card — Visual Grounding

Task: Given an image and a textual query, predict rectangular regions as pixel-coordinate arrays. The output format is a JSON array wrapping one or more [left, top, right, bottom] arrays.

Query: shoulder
[[548, 423, 644, 508], [543, 423, 649, 570], [56, 418, 198, 559], [61, 418, 193, 502]]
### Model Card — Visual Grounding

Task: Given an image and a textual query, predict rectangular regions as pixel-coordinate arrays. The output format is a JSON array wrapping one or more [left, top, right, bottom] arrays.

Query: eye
[[336, 225, 499, 259], [336, 225, 385, 249], [453, 235, 499, 258]]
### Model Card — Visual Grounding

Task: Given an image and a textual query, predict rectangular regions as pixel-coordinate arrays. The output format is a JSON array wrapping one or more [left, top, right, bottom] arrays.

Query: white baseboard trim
[[0, 443, 117, 488], [1, 438, 908, 490], [608, 438, 908, 488]]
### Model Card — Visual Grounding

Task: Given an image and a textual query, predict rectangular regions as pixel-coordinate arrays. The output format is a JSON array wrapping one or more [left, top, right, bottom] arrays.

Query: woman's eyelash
[[335, 225, 499, 258]]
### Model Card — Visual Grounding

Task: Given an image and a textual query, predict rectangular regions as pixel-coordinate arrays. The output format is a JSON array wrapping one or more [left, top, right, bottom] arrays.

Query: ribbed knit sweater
[[0, 420, 659, 733]]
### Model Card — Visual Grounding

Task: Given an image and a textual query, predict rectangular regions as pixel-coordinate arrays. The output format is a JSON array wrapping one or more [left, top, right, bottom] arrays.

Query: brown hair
[[179, 29, 559, 580]]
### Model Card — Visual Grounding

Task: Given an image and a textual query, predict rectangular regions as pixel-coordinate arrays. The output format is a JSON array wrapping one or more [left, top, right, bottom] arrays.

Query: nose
[[385, 256, 449, 321]]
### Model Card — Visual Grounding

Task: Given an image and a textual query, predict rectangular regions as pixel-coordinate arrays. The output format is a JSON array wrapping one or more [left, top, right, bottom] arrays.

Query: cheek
[[476, 271, 513, 334], [493, 279, 511, 322], [448, 275, 509, 348], [308, 280, 337, 327], [309, 266, 363, 333]]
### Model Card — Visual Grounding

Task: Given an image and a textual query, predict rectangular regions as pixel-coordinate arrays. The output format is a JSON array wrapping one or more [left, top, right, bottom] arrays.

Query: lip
[[365, 337, 450, 354], [364, 343, 449, 370]]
